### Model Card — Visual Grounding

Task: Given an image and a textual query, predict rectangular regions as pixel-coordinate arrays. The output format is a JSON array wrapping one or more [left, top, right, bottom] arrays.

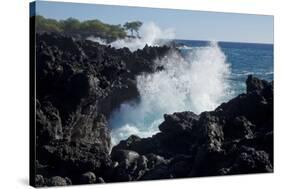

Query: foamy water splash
[[88, 22, 174, 52], [87, 36, 107, 45], [110, 42, 232, 145]]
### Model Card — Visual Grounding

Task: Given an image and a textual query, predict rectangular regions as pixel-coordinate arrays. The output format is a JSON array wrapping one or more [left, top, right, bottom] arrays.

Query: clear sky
[[34, 0, 274, 44]]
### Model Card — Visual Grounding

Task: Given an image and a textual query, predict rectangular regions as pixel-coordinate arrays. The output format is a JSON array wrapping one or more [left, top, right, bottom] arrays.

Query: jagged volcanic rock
[[35, 32, 273, 186], [112, 75, 273, 179], [35, 32, 171, 186]]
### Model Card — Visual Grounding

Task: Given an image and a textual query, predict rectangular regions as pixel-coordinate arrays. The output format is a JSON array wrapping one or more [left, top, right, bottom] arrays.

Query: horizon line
[[174, 38, 274, 45]]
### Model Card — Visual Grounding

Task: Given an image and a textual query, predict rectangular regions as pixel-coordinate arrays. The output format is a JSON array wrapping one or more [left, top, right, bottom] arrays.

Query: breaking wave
[[110, 41, 232, 145]]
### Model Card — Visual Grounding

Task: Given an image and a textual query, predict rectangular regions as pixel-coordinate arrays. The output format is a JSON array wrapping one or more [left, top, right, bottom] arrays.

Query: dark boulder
[[37, 141, 112, 183], [79, 172, 96, 184], [140, 163, 172, 180], [35, 174, 45, 187], [215, 90, 271, 126], [46, 176, 71, 186], [228, 146, 273, 174], [224, 116, 255, 140], [159, 111, 199, 134], [36, 100, 63, 145], [246, 75, 269, 94], [169, 155, 193, 178], [146, 154, 167, 169], [96, 177, 105, 183], [196, 112, 224, 152], [110, 150, 149, 182], [69, 113, 111, 151], [111, 135, 160, 156], [111, 149, 140, 164]]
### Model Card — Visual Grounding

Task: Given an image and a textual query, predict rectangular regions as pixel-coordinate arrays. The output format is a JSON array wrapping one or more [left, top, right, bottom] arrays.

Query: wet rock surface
[[34, 33, 273, 186]]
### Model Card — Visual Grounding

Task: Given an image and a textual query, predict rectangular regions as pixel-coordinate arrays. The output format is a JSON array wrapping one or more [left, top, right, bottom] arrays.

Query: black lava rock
[[35, 32, 172, 186], [113, 75, 273, 179], [35, 32, 273, 186]]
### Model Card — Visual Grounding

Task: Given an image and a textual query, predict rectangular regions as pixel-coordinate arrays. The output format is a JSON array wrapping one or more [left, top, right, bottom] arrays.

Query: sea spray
[[88, 22, 174, 52], [110, 42, 232, 145], [87, 36, 107, 45]]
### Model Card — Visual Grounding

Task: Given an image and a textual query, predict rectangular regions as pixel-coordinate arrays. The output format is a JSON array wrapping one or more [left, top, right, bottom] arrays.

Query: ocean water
[[110, 40, 273, 145]]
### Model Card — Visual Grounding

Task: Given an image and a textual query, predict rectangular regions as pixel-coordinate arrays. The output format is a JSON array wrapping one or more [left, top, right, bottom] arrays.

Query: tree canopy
[[35, 16, 144, 42], [123, 21, 143, 38], [35, 15, 62, 33], [35, 15, 128, 42]]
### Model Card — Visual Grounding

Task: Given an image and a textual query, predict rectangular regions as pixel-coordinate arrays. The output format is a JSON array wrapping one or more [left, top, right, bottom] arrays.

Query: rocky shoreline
[[34, 33, 273, 187]]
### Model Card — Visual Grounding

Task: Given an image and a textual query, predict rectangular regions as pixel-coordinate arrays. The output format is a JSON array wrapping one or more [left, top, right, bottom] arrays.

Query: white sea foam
[[87, 36, 107, 45], [110, 41, 232, 145]]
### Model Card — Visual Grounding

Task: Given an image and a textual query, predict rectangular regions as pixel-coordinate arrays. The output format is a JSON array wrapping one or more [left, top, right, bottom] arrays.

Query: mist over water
[[88, 22, 174, 52], [110, 42, 232, 145]]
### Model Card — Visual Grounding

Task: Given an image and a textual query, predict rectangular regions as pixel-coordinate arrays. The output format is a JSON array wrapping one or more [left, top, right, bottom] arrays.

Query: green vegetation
[[123, 21, 143, 38], [35, 15, 138, 42], [35, 15, 62, 32]]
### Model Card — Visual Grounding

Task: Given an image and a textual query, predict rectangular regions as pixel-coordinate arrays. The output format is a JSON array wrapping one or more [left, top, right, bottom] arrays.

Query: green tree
[[60, 18, 80, 33], [34, 15, 127, 42], [35, 15, 62, 32], [123, 21, 142, 38]]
